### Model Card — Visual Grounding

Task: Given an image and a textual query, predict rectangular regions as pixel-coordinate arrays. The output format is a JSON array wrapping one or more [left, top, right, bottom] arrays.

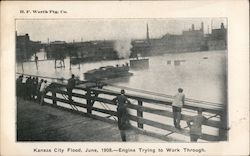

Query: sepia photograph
[[1, 1, 249, 155], [16, 18, 228, 143]]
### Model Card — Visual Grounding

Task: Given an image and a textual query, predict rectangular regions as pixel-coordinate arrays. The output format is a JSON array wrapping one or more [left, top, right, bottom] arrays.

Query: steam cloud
[[114, 40, 132, 59]]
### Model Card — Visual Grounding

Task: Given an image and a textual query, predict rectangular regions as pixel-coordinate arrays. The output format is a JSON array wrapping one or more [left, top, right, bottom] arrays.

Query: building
[[45, 41, 68, 59], [45, 39, 119, 62], [16, 33, 41, 61], [207, 23, 227, 50], [67, 40, 118, 61], [130, 24, 151, 57], [130, 22, 227, 57]]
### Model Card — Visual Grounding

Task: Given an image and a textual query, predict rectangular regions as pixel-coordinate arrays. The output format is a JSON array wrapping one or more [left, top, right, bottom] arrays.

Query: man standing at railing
[[16, 75, 23, 97], [186, 108, 207, 142], [113, 89, 131, 142], [67, 74, 76, 102], [37, 79, 44, 101], [40, 80, 48, 105], [172, 88, 185, 129]]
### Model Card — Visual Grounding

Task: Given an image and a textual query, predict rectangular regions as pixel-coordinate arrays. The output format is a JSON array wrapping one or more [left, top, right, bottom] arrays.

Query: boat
[[84, 64, 132, 81]]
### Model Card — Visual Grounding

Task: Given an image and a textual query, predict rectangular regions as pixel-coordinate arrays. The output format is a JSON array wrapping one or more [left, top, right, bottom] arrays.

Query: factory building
[[130, 22, 227, 57]]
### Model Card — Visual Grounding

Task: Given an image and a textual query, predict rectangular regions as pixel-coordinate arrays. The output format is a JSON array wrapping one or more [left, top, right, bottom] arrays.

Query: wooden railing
[[43, 82, 227, 142]]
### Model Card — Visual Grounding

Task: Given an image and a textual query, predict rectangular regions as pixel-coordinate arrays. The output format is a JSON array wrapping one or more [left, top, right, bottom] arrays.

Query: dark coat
[[113, 94, 131, 130]]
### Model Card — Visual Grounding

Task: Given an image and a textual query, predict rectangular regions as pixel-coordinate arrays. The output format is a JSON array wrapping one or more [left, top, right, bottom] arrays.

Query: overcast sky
[[16, 18, 227, 43]]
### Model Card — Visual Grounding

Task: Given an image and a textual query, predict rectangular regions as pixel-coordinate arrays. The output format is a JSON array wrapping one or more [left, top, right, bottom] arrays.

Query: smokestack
[[201, 22, 204, 32], [192, 24, 195, 31], [146, 23, 150, 43], [211, 20, 213, 30]]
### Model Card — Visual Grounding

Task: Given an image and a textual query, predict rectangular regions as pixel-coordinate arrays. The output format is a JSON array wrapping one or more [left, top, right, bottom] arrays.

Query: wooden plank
[[44, 101, 172, 142], [90, 88, 224, 113], [44, 95, 219, 141], [46, 92, 221, 128], [54, 89, 116, 106], [46, 91, 221, 128], [128, 114, 219, 141], [54, 89, 222, 120], [127, 103, 221, 128], [43, 101, 116, 125], [46, 86, 222, 141], [48, 83, 224, 113], [45, 95, 117, 116], [130, 126, 182, 142], [32, 81, 224, 112], [91, 88, 172, 105], [45, 95, 86, 108]]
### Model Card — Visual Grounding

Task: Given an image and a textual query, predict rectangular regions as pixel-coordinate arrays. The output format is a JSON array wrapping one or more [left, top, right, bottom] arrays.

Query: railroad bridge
[[17, 74, 227, 142]]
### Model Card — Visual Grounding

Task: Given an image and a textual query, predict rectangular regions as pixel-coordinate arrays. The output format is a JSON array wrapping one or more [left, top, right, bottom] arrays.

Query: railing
[[43, 82, 227, 142]]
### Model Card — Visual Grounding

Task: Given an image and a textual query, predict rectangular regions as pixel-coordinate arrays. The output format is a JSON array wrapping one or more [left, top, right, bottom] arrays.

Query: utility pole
[[146, 23, 150, 44]]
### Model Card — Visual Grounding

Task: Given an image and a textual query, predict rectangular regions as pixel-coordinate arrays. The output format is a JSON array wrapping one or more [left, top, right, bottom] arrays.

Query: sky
[[16, 18, 227, 43]]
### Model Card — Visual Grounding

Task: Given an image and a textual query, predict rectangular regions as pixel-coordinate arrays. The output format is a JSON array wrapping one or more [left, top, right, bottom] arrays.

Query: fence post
[[137, 100, 143, 129], [86, 90, 92, 114], [219, 108, 228, 141], [52, 89, 57, 105]]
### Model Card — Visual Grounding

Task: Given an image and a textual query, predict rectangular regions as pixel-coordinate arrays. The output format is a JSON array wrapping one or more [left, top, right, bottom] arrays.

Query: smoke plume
[[114, 39, 132, 59]]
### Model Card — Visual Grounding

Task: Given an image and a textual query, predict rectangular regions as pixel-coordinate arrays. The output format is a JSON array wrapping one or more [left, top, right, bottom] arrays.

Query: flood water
[[16, 50, 227, 104]]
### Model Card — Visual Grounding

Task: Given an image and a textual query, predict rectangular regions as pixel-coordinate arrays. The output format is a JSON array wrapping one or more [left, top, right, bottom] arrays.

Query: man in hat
[[113, 89, 131, 142], [67, 74, 76, 101], [186, 108, 207, 142]]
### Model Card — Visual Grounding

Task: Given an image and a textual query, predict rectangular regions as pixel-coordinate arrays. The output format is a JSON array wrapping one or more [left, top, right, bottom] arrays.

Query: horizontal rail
[[127, 103, 221, 128], [52, 90, 221, 128], [43, 100, 183, 142], [16, 73, 224, 110], [128, 114, 219, 141], [92, 88, 224, 113], [45, 95, 117, 116], [48, 82, 224, 113], [47, 90, 221, 128], [43, 85, 224, 142]]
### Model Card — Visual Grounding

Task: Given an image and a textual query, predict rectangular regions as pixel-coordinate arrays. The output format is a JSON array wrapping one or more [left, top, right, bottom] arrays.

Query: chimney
[[201, 22, 204, 32], [146, 23, 150, 43]]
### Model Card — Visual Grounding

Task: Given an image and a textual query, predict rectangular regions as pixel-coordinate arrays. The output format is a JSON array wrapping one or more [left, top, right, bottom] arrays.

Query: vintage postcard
[[1, 1, 249, 156]]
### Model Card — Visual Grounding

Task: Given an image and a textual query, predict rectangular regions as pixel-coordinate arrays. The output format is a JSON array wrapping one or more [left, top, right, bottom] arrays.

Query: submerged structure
[[130, 57, 149, 69]]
